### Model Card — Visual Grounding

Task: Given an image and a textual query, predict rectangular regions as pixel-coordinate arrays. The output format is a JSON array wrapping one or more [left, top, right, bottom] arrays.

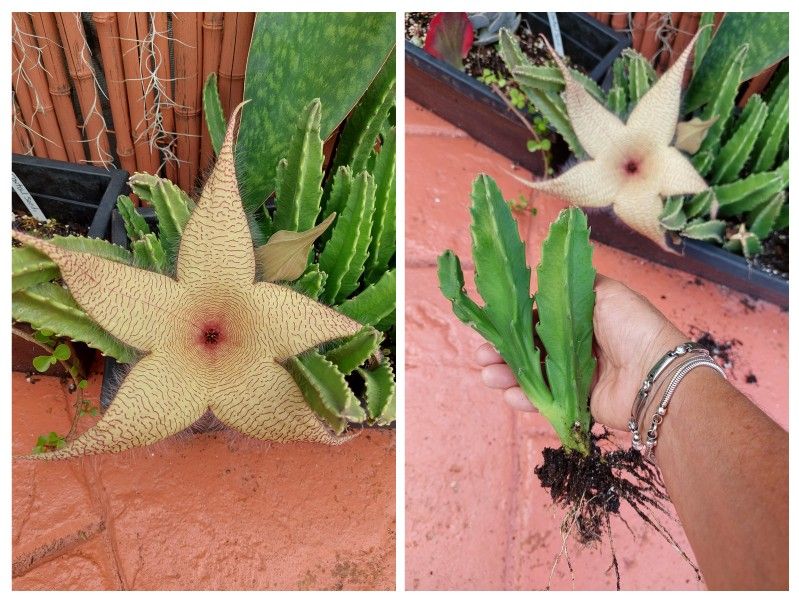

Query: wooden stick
[[29, 13, 85, 164], [92, 13, 137, 173], [12, 14, 68, 161], [152, 12, 178, 182], [54, 12, 112, 166], [13, 98, 34, 155], [638, 13, 662, 61], [739, 63, 779, 107], [218, 13, 254, 123], [610, 13, 628, 31], [200, 12, 224, 169], [670, 12, 700, 84], [12, 45, 49, 158], [116, 12, 160, 174], [173, 12, 203, 192], [631, 13, 647, 50]]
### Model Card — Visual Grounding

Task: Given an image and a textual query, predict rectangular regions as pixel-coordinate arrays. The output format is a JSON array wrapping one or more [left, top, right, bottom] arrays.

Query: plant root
[[535, 428, 701, 587]]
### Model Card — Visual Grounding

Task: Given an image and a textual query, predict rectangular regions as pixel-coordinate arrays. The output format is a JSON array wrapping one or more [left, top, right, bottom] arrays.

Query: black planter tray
[[406, 12, 629, 175], [12, 154, 129, 375], [586, 210, 788, 308]]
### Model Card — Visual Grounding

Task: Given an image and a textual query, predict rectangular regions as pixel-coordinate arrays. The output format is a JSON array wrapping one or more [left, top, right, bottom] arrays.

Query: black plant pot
[[12, 154, 129, 375], [586, 210, 788, 308], [406, 12, 629, 176]]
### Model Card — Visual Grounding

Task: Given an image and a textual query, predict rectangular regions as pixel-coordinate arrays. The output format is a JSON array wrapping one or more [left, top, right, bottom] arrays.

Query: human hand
[[476, 274, 688, 430]]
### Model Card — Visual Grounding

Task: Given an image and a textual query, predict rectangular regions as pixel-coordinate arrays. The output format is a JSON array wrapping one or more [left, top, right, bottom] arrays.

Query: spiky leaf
[[363, 126, 396, 284], [116, 195, 151, 242], [290, 263, 327, 299], [203, 72, 226, 154], [747, 191, 785, 239], [336, 268, 395, 328], [752, 73, 788, 173], [323, 326, 382, 374], [131, 233, 168, 273], [712, 95, 768, 184], [681, 219, 726, 243], [359, 358, 395, 424], [698, 44, 749, 154]]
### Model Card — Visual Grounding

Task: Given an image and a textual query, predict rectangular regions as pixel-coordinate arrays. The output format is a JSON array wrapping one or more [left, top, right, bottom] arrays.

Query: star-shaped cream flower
[[526, 35, 708, 250], [13, 103, 362, 460]]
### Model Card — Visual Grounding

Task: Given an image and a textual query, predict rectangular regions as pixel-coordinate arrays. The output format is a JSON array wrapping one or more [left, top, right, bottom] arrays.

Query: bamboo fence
[[11, 12, 254, 196], [590, 12, 785, 103]]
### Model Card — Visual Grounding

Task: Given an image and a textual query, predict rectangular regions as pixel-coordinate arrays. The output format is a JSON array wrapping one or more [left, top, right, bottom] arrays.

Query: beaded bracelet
[[628, 342, 709, 451], [643, 356, 726, 458]]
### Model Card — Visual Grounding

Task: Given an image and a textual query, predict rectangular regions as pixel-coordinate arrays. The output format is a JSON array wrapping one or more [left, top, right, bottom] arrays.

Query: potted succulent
[[12, 154, 128, 379], [405, 12, 628, 175], [11, 12, 396, 457], [502, 12, 788, 306]]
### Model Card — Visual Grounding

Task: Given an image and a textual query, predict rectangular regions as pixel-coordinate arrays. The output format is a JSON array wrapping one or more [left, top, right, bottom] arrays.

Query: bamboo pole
[[116, 12, 160, 174], [200, 12, 224, 169], [152, 12, 178, 182], [609, 13, 628, 32], [638, 13, 662, 61], [12, 14, 68, 161], [12, 45, 49, 158], [92, 13, 137, 173], [218, 13, 254, 124], [13, 98, 34, 155], [25, 13, 88, 164], [739, 63, 779, 107], [173, 12, 204, 192], [669, 12, 700, 83], [54, 12, 112, 166]]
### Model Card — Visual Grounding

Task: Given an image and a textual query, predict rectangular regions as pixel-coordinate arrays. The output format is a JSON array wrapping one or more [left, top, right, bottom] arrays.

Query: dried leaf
[[255, 213, 335, 282], [674, 116, 719, 154]]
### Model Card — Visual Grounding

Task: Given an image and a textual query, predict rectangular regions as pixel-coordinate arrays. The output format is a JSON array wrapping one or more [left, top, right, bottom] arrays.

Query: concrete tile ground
[[12, 372, 395, 590], [405, 100, 788, 590]]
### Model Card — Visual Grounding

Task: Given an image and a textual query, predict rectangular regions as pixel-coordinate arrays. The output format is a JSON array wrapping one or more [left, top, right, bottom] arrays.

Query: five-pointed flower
[[13, 104, 362, 459], [526, 34, 708, 250]]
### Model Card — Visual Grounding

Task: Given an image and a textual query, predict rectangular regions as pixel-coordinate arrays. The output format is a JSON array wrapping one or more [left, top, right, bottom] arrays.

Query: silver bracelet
[[643, 356, 726, 458], [628, 342, 709, 451]]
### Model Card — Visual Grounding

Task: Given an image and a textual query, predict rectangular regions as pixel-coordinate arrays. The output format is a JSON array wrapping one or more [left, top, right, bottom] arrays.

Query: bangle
[[628, 342, 709, 451], [643, 356, 726, 458]]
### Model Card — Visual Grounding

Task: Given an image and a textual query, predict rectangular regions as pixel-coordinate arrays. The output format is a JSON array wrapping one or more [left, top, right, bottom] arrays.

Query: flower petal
[[176, 101, 256, 288], [612, 191, 673, 252], [657, 147, 709, 196], [12, 231, 182, 352], [524, 160, 620, 208], [210, 362, 350, 444], [626, 33, 700, 147], [252, 281, 362, 359], [23, 353, 208, 459]]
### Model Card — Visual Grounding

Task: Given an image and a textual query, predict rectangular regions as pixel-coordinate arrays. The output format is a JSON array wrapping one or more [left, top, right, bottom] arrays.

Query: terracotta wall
[[11, 12, 254, 194]]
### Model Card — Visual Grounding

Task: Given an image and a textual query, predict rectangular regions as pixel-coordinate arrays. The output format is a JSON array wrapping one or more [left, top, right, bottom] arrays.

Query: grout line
[[11, 519, 106, 578]]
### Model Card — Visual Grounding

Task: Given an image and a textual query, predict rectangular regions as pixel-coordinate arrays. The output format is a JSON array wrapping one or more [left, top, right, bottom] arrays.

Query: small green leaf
[[78, 379, 89, 390], [116, 195, 152, 242], [52, 343, 70, 361], [323, 326, 382, 374], [681, 219, 726, 244], [203, 72, 226, 155], [336, 268, 395, 328], [359, 357, 395, 424], [32, 355, 56, 372]]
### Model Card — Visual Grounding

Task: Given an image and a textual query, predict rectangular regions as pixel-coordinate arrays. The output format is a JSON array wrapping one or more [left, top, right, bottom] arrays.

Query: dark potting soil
[[535, 429, 699, 588], [12, 211, 88, 244], [751, 229, 788, 279], [690, 327, 741, 370]]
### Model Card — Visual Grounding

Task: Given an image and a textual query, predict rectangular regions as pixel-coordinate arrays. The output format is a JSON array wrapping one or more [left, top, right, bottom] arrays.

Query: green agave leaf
[[535, 207, 595, 454], [747, 191, 785, 240], [131, 233, 168, 274], [319, 172, 376, 304], [363, 126, 396, 285], [203, 72, 226, 155], [273, 99, 325, 233], [714, 169, 785, 218], [659, 196, 687, 231], [290, 263, 327, 299], [128, 173, 194, 264], [328, 50, 396, 176], [684, 189, 717, 219], [698, 44, 748, 155], [692, 12, 716, 75], [752, 72, 788, 173], [681, 219, 726, 243], [12, 282, 137, 363], [336, 268, 395, 329], [359, 357, 395, 425], [685, 12, 788, 113], [116, 195, 151, 242], [711, 95, 768, 184], [288, 350, 366, 434], [237, 13, 395, 212], [323, 325, 382, 374]]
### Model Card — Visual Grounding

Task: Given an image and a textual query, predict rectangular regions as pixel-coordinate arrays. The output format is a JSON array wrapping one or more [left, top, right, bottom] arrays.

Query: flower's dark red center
[[204, 328, 221, 345], [624, 159, 639, 175]]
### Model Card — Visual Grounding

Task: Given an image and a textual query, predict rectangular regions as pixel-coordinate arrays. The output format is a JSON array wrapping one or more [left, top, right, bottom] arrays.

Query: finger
[[481, 363, 518, 389], [475, 343, 504, 366], [504, 387, 537, 412]]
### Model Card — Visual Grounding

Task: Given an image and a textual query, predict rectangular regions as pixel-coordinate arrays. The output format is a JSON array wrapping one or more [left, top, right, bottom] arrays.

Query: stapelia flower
[[13, 104, 362, 459], [526, 35, 708, 250]]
